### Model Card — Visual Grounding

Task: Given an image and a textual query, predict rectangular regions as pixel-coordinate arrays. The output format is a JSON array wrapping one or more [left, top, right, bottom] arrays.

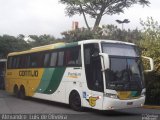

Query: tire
[[19, 86, 26, 100], [13, 85, 19, 98], [69, 91, 82, 111]]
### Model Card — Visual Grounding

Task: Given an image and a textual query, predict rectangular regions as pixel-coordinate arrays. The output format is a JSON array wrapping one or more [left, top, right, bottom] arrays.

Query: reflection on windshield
[[102, 43, 139, 57], [106, 57, 144, 91]]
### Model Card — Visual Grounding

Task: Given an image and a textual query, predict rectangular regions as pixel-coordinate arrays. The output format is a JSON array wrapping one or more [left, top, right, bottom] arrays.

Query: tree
[[61, 28, 95, 42], [0, 35, 29, 58], [140, 17, 160, 41], [138, 17, 160, 105], [61, 24, 141, 42], [60, 0, 150, 30], [28, 34, 56, 47], [139, 17, 160, 74]]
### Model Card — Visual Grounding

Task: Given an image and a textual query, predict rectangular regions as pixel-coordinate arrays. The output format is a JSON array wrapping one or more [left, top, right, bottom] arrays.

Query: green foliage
[[0, 34, 57, 58], [0, 35, 29, 58], [99, 25, 142, 42], [139, 17, 160, 75], [28, 34, 56, 47], [61, 24, 142, 42], [139, 17, 160, 105], [140, 17, 160, 41], [60, 0, 150, 29], [61, 28, 94, 42]]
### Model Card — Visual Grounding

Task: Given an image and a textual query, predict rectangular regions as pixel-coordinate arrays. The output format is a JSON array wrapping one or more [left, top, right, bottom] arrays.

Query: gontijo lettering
[[19, 70, 38, 77]]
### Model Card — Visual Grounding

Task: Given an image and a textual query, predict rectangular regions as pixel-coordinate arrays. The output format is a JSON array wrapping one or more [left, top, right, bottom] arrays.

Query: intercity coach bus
[[5, 40, 154, 111]]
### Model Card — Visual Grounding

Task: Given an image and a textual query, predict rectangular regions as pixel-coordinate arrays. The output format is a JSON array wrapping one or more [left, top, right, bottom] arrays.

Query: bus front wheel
[[69, 91, 82, 111]]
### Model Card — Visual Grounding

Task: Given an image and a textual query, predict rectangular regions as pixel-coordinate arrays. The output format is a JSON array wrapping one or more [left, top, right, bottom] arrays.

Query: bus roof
[[80, 39, 135, 46], [8, 41, 79, 56], [8, 42, 65, 56], [8, 39, 135, 56]]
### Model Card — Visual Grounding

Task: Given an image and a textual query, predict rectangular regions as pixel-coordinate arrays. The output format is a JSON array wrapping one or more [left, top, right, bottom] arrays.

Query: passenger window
[[29, 53, 43, 68], [65, 46, 81, 66], [58, 51, 64, 66], [12, 57, 17, 69], [44, 53, 50, 67], [50, 52, 57, 67], [19, 56, 28, 68], [7, 57, 12, 69]]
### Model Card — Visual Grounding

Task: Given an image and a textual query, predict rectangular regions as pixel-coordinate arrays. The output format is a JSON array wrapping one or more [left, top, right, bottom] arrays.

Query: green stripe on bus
[[36, 68, 55, 93], [43, 67, 66, 94]]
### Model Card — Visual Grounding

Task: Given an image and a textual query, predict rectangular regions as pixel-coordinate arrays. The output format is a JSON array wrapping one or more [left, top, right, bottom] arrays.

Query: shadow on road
[[26, 96, 139, 116], [27, 97, 71, 109], [81, 107, 139, 116]]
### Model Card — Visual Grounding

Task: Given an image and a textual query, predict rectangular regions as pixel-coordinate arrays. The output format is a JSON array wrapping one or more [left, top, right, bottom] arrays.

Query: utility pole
[[116, 19, 130, 30], [116, 19, 130, 41]]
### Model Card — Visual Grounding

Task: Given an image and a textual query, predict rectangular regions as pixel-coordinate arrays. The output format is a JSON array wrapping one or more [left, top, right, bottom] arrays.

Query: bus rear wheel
[[13, 85, 19, 97], [69, 91, 82, 111], [19, 86, 26, 100]]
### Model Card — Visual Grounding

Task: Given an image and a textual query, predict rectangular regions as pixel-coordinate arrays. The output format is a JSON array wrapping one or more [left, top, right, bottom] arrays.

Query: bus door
[[83, 44, 104, 109]]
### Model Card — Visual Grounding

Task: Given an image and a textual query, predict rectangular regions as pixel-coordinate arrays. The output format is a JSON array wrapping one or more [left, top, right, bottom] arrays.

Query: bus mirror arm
[[99, 53, 110, 71], [142, 56, 154, 72]]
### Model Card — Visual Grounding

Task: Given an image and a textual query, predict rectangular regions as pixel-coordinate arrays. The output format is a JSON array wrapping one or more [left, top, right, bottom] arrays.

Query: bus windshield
[[102, 43, 144, 91]]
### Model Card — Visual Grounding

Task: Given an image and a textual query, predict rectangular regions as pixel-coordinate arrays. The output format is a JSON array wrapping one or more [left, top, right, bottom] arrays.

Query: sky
[[0, 0, 159, 38]]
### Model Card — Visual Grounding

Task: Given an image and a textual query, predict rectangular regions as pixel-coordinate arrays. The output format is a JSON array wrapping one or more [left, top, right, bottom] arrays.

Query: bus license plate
[[127, 102, 133, 105]]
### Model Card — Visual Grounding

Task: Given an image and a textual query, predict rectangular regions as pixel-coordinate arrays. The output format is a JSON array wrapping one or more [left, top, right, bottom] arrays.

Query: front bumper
[[102, 96, 145, 110]]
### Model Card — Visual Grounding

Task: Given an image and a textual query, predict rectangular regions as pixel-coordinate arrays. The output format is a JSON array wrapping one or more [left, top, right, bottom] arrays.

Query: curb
[[143, 105, 160, 109]]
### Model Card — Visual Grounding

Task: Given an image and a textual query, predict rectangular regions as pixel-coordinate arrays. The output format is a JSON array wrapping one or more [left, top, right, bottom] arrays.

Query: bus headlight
[[104, 93, 118, 99]]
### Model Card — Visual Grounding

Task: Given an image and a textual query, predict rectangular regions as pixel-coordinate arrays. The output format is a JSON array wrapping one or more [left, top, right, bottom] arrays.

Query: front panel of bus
[[101, 42, 145, 110], [83, 42, 145, 110]]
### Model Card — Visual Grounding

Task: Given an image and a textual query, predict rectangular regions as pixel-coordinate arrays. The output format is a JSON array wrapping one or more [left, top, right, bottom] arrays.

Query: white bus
[[5, 40, 154, 111]]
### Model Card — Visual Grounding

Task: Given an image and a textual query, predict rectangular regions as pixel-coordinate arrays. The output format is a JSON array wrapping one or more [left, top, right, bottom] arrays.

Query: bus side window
[[7, 57, 12, 69], [18, 55, 28, 68], [29, 53, 43, 68], [15, 57, 20, 68], [12, 57, 17, 69], [24, 55, 29, 68], [50, 52, 57, 67], [30, 54, 37, 68], [76, 47, 82, 66], [65, 46, 81, 67], [65, 49, 75, 65], [44, 53, 50, 67], [58, 51, 64, 66]]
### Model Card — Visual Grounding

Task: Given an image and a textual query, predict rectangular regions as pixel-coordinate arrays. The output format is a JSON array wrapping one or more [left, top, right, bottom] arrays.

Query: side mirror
[[99, 53, 110, 71], [142, 56, 154, 72]]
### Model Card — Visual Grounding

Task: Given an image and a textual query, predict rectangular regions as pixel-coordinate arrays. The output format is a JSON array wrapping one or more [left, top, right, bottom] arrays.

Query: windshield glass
[[102, 43, 144, 91], [102, 43, 139, 57]]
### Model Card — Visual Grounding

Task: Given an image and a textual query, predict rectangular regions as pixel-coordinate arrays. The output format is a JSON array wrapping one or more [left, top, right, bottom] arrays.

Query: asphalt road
[[0, 90, 159, 120]]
